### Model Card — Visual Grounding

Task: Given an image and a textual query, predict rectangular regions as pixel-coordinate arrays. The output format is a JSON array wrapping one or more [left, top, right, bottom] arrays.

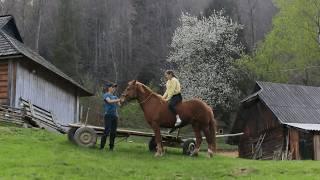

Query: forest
[[1, 0, 319, 129]]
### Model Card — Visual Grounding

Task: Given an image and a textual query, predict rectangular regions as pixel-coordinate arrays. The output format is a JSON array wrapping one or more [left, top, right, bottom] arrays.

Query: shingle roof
[[0, 15, 92, 96], [255, 81, 320, 125], [0, 31, 19, 56], [238, 81, 320, 131], [0, 15, 12, 28]]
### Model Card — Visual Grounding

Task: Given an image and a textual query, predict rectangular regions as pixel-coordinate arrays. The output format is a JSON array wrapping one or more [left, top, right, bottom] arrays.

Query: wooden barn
[[0, 15, 92, 125], [228, 81, 320, 160]]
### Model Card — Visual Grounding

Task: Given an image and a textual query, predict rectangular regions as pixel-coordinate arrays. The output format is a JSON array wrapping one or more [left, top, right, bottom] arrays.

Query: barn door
[[0, 62, 8, 105]]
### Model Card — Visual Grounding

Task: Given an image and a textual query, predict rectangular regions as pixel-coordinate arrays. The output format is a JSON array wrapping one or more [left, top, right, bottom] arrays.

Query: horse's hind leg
[[191, 125, 202, 156], [203, 127, 214, 158]]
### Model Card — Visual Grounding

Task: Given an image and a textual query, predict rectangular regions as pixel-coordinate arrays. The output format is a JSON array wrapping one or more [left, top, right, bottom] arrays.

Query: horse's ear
[[133, 80, 137, 85]]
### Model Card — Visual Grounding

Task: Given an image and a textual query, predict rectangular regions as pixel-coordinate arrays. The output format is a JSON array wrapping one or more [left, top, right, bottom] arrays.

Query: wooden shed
[[0, 15, 92, 125], [228, 81, 320, 160]]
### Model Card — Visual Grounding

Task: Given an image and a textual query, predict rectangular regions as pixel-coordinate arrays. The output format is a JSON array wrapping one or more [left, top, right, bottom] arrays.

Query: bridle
[[122, 83, 154, 104], [136, 84, 154, 104], [121, 83, 163, 105]]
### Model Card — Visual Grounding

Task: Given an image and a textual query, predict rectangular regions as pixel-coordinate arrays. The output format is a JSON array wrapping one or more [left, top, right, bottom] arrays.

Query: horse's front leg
[[152, 125, 163, 157]]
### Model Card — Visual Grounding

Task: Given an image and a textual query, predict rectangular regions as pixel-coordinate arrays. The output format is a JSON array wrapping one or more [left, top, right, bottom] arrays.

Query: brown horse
[[120, 80, 217, 157]]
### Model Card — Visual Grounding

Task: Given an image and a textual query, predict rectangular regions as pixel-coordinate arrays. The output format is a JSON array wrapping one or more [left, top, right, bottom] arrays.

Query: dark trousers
[[100, 114, 118, 150], [168, 93, 182, 115]]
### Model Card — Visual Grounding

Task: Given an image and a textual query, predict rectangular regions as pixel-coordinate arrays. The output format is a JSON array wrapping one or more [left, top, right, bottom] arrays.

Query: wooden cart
[[67, 123, 197, 155]]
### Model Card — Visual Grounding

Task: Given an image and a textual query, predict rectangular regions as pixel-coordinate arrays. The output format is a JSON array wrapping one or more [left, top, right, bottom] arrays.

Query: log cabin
[[228, 81, 320, 160], [0, 15, 92, 125]]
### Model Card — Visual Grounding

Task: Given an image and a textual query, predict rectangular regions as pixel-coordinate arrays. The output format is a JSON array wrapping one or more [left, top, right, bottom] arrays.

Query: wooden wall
[[238, 101, 284, 159], [239, 127, 284, 159], [0, 61, 8, 104], [313, 134, 320, 160], [14, 60, 78, 125]]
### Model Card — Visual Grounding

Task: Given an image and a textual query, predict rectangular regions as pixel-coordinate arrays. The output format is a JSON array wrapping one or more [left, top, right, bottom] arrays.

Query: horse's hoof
[[154, 152, 163, 157], [190, 153, 198, 157], [162, 149, 166, 155], [190, 148, 199, 157], [190, 151, 199, 157], [207, 150, 214, 158]]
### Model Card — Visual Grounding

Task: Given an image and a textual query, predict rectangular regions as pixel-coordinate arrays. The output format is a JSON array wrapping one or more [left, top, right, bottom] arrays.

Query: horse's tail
[[209, 108, 217, 152]]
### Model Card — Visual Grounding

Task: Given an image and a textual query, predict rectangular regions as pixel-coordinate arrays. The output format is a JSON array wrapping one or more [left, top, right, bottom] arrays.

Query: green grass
[[1, 126, 320, 180]]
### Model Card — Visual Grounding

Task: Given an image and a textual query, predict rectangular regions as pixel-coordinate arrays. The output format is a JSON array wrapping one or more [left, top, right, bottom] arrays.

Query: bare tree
[[248, 0, 258, 49], [34, 0, 44, 52]]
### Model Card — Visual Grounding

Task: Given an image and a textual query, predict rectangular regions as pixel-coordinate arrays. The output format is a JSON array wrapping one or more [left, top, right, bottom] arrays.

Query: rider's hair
[[165, 70, 176, 78]]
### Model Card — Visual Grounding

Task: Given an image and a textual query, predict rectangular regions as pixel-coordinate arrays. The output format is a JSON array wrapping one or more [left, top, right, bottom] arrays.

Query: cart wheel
[[74, 127, 97, 148], [149, 137, 157, 152], [67, 127, 78, 143], [183, 139, 196, 155]]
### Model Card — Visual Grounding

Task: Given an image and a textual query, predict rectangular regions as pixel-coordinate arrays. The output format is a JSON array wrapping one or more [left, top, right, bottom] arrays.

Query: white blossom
[[167, 12, 243, 110]]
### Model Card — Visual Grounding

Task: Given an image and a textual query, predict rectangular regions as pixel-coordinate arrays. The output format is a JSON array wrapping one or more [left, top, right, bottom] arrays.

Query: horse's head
[[120, 80, 138, 102]]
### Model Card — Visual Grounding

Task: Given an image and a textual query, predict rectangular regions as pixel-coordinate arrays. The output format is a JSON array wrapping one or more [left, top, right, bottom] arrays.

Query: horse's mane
[[136, 82, 164, 100]]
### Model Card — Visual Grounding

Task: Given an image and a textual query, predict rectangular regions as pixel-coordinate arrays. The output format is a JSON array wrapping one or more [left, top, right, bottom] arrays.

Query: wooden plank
[[314, 135, 320, 160], [0, 71, 8, 75], [0, 92, 8, 98], [67, 124, 169, 138], [0, 112, 23, 118], [34, 119, 58, 128], [0, 105, 21, 111], [33, 109, 52, 119], [0, 118, 23, 123], [0, 74, 8, 81], [28, 101, 35, 116], [8, 60, 12, 107], [34, 108, 52, 117], [33, 104, 52, 114], [0, 81, 8, 87], [289, 128, 300, 160], [33, 116, 56, 126], [0, 99, 7, 105], [0, 87, 8, 92], [10, 61, 17, 107], [0, 66, 8, 71], [33, 115, 53, 124]]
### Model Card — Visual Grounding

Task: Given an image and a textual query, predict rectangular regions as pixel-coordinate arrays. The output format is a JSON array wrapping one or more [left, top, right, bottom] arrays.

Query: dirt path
[[216, 150, 238, 158]]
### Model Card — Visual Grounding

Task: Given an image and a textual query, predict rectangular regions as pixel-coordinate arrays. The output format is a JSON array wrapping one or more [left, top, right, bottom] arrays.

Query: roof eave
[[78, 88, 94, 97]]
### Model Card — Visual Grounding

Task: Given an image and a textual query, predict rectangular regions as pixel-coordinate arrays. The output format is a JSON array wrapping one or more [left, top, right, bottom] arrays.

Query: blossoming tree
[[167, 12, 244, 111]]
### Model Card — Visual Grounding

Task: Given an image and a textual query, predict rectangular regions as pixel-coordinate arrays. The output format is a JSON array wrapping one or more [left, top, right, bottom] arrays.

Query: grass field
[[1, 126, 320, 180]]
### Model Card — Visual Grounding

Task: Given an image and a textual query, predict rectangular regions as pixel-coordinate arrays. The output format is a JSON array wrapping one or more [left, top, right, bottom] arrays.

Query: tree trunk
[[35, 0, 44, 52]]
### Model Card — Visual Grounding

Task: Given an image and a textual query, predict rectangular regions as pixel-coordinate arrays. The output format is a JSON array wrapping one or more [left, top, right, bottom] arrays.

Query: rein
[[139, 92, 153, 104], [135, 83, 163, 105]]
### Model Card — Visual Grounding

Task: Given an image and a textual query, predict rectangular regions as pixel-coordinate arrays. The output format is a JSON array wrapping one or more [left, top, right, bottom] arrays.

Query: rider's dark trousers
[[168, 93, 182, 115]]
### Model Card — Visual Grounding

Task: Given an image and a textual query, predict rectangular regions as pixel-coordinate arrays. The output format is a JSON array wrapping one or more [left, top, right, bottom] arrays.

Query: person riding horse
[[120, 80, 216, 157], [162, 70, 182, 129]]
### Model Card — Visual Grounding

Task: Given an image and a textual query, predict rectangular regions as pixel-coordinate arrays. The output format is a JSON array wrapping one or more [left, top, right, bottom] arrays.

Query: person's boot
[[168, 115, 182, 134], [100, 136, 107, 150], [109, 144, 114, 151], [174, 115, 182, 126]]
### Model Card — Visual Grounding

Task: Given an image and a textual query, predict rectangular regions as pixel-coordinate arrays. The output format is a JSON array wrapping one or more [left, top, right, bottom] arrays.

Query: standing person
[[162, 70, 183, 128], [100, 82, 121, 151]]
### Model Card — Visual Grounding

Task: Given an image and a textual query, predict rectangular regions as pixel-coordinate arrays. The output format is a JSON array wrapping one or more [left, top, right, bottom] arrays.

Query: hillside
[[1, 126, 320, 179]]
